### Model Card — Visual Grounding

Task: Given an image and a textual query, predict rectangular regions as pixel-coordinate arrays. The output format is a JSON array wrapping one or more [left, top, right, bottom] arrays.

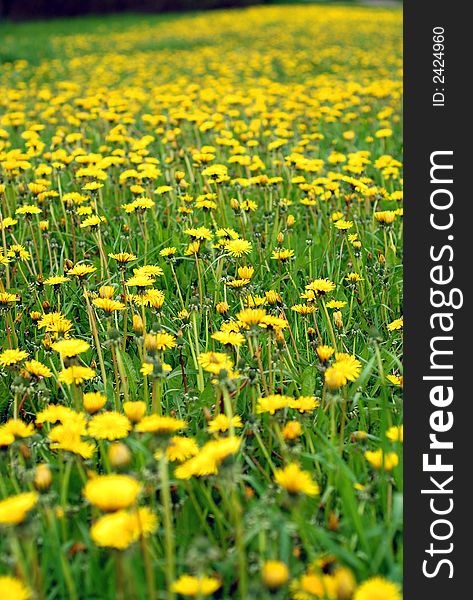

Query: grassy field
[[0, 4, 403, 599]]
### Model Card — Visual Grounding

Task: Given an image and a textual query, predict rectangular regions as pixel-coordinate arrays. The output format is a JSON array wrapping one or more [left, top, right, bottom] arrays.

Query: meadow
[[0, 4, 403, 599]]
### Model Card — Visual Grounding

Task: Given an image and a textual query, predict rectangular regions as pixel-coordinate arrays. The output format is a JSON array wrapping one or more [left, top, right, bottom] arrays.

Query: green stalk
[[160, 455, 175, 600]]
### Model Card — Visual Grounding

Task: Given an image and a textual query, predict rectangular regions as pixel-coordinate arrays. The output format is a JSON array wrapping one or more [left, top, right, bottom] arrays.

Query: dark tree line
[[0, 0, 264, 20]]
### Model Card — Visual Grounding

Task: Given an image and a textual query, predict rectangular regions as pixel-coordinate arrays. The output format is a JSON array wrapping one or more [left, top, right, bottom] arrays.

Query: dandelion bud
[[307, 327, 316, 340], [328, 511, 339, 531], [20, 443, 31, 460], [108, 442, 132, 468], [277, 232, 284, 244], [39, 220, 49, 231], [42, 301, 50, 311], [42, 336, 53, 349], [65, 259, 74, 271], [34, 464, 53, 490], [378, 253, 386, 264], [175, 170, 185, 182], [333, 310, 343, 329], [30, 311, 41, 321], [230, 198, 240, 211], [262, 560, 289, 590], [351, 430, 368, 442], [287, 214, 295, 227], [133, 314, 144, 333], [144, 333, 158, 353]]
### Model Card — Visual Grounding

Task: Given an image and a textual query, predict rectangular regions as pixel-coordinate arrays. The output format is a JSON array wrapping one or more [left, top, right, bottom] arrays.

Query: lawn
[[0, 4, 403, 599]]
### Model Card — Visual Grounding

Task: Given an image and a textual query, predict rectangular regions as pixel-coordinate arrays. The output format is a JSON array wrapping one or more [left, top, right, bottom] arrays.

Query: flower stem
[[160, 455, 175, 600]]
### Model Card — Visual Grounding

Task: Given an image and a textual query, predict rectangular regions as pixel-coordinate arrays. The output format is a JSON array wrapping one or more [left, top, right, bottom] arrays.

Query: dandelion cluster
[[0, 5, 403, 599]]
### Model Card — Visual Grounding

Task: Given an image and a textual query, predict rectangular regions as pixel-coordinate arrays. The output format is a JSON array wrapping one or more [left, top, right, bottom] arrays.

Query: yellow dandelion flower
[[236, 307, 267, 327], [16, 204, 42, 216], [58, 366, 95, 385], [386, 425, 403, 443], [387, 317, 403, 331], [374, 210, 396, 225], [325, 300, 347, 309], [207, 414, 243, 434], [271, 248, 294, 261], [0, 576, 31, 600], [123, 401, 147, 423], [334, 219, 353, 230], [92, 298, 126, 312], [108, 252, 137, 264], [171, 575, 221, 597], [88, 412, 131, 440], [282, 421, 302, 440], [274, 463, 319, 496], [44, 275, 70, 286], [83, 474, 141, 511], [198, 352, 233, 374], [83, 392, 107, 414], [22, 359, 52, 379], [292, 304, 317, 315], [67, 264, 97, 278], [51, 338, 90, 357], [262, 560, 289, 590], [354, 577, 402, 600], [166, 436, 199, 462], [289, 396, 320, 413], [387, 374, 403, 387], [305, 278, 336, 297], [0, 491, 38, 525], [135, 415, 186, 434], [160, 247, 177, 257], [256, 394, 292, 415], [211, 330, 245, 347], [365, 449, 399, 471], [0, 419, 35, 439], [225, 238, 253, 257], [0, 348, 29, 367]]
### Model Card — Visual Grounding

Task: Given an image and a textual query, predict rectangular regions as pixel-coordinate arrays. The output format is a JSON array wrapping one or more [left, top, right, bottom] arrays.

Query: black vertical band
[[404, 2, 468, 597]]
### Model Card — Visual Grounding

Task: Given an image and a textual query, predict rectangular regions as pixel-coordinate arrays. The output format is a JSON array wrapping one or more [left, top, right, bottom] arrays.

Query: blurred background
[[5, 0, 258, 20], [1, 0, 399, 21]]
